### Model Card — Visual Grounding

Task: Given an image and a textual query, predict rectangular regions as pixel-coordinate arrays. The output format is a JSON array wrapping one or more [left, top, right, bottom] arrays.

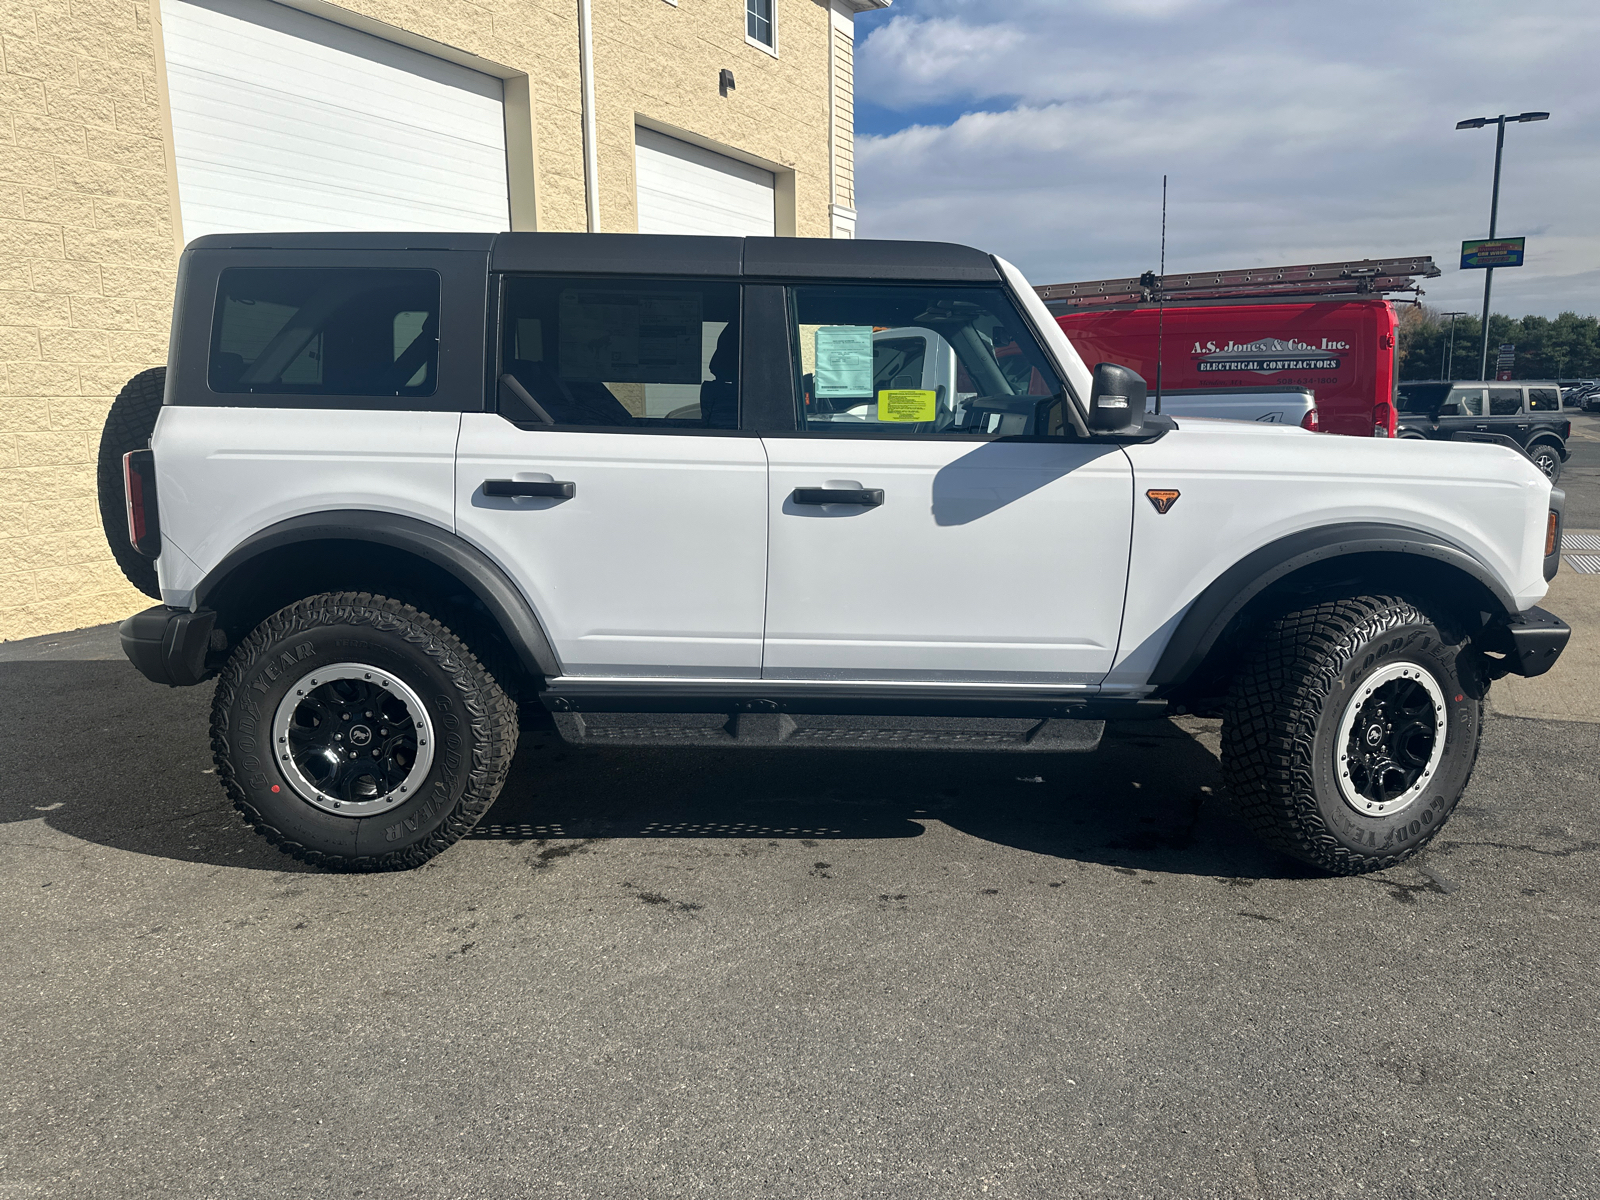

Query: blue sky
[[851, 0, 1599, 318]]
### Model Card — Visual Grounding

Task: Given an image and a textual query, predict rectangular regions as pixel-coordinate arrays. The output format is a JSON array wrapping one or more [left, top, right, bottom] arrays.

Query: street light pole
[[1456, 111, 1548, 381], [1477, 117, 1505, 381], [1440, 311, 1467, 380]]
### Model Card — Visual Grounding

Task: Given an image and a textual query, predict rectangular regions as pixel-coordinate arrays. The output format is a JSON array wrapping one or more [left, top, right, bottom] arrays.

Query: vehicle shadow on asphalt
[[0, 656, 1304, 879], [472, 715, 1307, 880]]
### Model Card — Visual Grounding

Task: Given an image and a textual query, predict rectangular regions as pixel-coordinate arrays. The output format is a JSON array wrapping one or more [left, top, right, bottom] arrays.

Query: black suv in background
[[1396, 381, 1570, 482]]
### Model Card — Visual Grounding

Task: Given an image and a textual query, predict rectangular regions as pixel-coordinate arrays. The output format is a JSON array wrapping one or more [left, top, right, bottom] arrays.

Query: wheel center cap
[[349, 724, 373, 747], [1364, 723, 1385, 748]]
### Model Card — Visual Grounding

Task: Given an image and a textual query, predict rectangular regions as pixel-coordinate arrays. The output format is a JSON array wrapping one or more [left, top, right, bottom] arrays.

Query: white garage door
[[635, 127, 776, 237], [161, 0, 509, 242]]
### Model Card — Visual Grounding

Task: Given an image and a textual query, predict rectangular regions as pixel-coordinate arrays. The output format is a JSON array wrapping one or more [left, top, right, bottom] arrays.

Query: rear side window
[[1488, 387, 1523, 416], [1527, 388, 1560, 411], [497, 276, 740, 429], [210, 268, 440, 396]]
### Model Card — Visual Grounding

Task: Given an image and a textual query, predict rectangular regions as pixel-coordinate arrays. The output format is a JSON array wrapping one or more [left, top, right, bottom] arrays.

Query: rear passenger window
[[209, 268, 440, 396], [1527, 388, 1560, 411], [1488, 388, 1523, 416], [497, 276, 740, 429]]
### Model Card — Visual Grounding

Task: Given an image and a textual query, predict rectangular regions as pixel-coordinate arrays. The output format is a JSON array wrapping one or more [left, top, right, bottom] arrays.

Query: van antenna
[[1155, 174, 1167, 415]]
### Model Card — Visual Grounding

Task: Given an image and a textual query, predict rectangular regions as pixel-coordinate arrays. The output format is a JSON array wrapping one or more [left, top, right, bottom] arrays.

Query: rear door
[[1435, 385, 1486, 440], [762, 281, 1133, 687], [454, 275, 769, 679]]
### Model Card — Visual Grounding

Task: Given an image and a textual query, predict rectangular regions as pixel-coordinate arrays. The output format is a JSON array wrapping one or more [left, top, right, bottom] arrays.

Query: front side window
[[498, 276, 740, 429], [209, 268, 439, 396], [747, 0, 773, 46], [1488, 387, 1523, 416], [1527, 387, 1559, 411], [788, 285, 1062, 437]]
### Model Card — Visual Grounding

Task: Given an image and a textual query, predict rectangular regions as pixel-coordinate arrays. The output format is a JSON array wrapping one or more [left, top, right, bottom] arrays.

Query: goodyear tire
[[1220, 596, 1484, 875], [211, 592, 517, 871], [96, 367, 166, 599]]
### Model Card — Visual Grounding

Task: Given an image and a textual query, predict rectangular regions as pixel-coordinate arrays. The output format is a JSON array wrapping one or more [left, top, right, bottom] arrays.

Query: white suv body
[[107, 233, 1569, 875]]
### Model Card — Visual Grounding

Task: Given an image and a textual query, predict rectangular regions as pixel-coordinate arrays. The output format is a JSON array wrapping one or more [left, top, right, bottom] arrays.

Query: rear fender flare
[[1149, 523, 1517, 692], [195, 510, 562, 678]]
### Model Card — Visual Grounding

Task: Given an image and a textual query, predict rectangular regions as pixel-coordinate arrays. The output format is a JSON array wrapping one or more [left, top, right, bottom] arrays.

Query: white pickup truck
[[100, 232, 1568, 878]]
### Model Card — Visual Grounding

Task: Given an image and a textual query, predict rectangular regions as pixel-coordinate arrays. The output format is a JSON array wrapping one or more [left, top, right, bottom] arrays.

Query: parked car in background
[[1396, 380, 1571, 482], [1559, 380, 1596, 409]]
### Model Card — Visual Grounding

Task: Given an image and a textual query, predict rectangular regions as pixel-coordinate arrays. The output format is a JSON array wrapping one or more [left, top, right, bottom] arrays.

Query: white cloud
[[855, 0, 1600, 315]]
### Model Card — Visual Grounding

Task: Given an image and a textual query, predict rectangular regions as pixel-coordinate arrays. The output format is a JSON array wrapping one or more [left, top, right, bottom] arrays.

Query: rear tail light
[[1372, 400, 1396, 438], [123, 449, 161, 558], [1546, 511, 1560, 557], [1300, 407, 1321, 432]]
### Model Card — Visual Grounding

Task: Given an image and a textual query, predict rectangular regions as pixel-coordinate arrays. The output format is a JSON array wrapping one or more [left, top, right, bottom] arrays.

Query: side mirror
[[1089, 362, 1147, 432]]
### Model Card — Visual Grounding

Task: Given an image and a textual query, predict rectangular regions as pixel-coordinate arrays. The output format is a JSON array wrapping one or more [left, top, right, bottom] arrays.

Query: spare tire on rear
[[96, 367, 166, 600]]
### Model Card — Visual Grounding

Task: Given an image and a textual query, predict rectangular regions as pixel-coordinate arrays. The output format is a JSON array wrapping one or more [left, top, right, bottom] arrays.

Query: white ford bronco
[[99, 233, 1570, 875]]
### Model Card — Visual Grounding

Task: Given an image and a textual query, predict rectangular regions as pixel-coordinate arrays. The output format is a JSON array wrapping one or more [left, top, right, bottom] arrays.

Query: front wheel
[[1221, 596, 1484, 874], [1527, 442, 1563, 483], [210, 592, 518, 870]]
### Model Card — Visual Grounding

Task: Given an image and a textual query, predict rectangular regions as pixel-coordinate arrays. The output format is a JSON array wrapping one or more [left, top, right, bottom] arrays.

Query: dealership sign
[[1460, 238, 1525, 269]]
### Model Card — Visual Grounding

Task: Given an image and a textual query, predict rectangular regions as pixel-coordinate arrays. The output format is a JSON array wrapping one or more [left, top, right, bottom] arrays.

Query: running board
[[551, 712, 1105, 753]]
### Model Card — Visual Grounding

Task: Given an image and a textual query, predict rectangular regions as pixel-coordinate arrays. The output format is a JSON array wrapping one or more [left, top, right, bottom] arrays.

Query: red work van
[[1038, 258, 1441, 438]]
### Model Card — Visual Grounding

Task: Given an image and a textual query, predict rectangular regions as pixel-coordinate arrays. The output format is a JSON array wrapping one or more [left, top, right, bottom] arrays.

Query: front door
[[455, 274, 768, 679], [762, 282, 1134, 686]]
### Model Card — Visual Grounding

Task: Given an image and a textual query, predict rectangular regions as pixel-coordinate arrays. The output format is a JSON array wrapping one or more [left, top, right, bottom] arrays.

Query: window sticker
[[814, 325, 874, 397], [877, 389, 936, 422], [558, 290, 703, 383]]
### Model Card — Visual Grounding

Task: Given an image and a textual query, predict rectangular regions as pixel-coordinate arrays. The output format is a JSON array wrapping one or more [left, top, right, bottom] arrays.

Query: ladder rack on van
[[1036, 256, 1442, 310]]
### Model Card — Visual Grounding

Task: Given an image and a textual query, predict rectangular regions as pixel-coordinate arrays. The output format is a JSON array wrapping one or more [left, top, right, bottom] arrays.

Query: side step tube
[[552, 712, 1105, 753]]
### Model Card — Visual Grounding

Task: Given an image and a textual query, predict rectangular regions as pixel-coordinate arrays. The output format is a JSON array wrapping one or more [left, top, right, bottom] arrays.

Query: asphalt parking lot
[[2, 434, 1597, 1200]]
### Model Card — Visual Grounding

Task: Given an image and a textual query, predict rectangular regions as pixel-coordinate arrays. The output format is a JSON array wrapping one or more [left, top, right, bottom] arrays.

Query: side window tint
[[1446, 387, 1484, 416], [498, 276, 739, 430], [210, 269, 439, 396], [1527, 388, 1559, 411], [1488, 388, 1523, 416], [789, 285, 1061, 437]]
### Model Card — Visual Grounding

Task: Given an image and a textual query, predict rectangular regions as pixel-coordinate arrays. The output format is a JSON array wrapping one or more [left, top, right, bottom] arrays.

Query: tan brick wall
[[0, 0, 842, 643], [1, 0, 176, 641]]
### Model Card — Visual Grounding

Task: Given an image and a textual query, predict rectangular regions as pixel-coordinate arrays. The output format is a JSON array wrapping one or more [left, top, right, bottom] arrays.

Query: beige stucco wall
[[0, 0, 846, 643]]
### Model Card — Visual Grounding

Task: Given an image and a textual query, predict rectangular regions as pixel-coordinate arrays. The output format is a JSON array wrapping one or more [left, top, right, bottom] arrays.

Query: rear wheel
[[210, 592, 518, 871], [1527, 442, 1562, 483], [1221, 596, 1484, 874]]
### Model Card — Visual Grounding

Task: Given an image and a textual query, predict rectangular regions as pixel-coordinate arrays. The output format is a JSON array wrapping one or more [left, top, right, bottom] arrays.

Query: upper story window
[[746, 0, 774, 50]]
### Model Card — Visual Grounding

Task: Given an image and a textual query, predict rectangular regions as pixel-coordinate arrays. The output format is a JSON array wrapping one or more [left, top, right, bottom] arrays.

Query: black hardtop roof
[[183, 231, 1001, 283]]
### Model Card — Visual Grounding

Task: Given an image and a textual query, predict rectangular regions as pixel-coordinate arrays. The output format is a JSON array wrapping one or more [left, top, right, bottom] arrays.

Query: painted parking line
[[1563, 533, 1600, 550], [1564, 554, 1600, 574]]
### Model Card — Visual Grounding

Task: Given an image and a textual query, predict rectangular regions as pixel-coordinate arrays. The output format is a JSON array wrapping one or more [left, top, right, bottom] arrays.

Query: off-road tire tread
[[1220, 595, 1483, 875], [96, 367, 166, 599], [210, 592, 518, 871]]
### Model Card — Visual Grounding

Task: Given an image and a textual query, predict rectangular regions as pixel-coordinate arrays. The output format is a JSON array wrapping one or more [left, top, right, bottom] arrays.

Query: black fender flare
[[195, 510, 562, 678], [1149, 522, 1518, 692]]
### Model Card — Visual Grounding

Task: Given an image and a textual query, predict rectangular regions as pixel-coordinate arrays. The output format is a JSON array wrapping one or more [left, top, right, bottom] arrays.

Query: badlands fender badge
[[1146, 489, 1180, 514]]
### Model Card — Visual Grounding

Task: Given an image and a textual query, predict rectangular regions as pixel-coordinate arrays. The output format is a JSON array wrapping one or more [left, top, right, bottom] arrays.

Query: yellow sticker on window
[[877, 389, 936, 422]]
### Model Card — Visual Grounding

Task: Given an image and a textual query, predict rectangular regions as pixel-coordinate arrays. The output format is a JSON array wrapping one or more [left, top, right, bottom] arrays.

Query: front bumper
[[120, 604, 218, 686], [1480, 606, 1571, 679]]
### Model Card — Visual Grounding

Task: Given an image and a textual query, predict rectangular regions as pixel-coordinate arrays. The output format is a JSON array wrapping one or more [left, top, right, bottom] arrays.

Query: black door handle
[[792, 487, 883, 507], [483, 479, 575, 499]]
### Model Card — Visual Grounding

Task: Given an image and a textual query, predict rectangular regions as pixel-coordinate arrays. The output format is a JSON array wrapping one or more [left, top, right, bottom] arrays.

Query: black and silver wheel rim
[[1334, 662, 1447, 817], [1531, 448, 1558, 478], [270, 663, 435, 817]]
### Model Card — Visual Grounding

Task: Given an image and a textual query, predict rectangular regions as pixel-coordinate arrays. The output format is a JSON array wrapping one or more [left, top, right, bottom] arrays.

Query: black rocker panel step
[[551, 712, 1105, 753]]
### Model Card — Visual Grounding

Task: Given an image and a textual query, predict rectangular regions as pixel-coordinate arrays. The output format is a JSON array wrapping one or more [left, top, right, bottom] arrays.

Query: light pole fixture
[[1455, 111, 1549, 380], [1440, 311, 1468, 380]]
